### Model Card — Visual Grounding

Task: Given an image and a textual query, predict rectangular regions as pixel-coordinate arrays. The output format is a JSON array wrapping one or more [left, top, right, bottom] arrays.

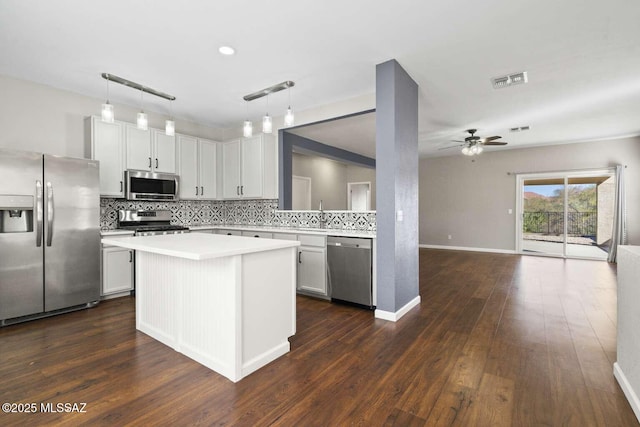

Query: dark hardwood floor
[[1, 249, 638, 426]]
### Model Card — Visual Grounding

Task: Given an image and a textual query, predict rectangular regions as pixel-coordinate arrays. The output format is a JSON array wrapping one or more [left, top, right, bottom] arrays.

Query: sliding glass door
[[517, 170, 614, 260]]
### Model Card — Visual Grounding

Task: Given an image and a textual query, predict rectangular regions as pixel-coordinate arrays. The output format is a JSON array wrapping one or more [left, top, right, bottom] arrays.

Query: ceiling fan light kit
[[444, 129, 509, 156]]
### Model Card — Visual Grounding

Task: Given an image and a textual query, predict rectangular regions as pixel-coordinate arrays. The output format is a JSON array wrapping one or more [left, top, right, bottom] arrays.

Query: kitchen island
[[101, 233, 300, 382]]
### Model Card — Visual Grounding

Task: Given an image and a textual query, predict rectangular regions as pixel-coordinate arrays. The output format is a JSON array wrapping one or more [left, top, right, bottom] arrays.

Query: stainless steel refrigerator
[[0, 149, 100, 325]]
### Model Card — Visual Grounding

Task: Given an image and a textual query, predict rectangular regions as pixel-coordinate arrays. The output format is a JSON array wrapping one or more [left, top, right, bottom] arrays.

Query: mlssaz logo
[[40, 402, 88, 413]]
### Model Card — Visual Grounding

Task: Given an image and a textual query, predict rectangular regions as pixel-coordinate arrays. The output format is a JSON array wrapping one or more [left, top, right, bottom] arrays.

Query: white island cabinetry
[[101, 233, 299, 382]]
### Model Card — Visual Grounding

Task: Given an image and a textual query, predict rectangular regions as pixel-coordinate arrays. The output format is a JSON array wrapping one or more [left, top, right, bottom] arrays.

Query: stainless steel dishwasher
[[327, 236, 373, 309]]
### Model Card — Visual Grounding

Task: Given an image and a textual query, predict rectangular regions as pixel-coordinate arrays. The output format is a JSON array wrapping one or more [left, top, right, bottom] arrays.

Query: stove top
[[116, 209, 189, 235], [119, 224, 189, 232]]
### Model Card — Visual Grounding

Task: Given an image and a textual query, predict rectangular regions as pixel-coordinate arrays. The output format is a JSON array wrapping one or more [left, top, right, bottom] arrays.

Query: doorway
[[516, 170, 614, 260], [292, 176, 312, 210], [348, 181, 371, 211]]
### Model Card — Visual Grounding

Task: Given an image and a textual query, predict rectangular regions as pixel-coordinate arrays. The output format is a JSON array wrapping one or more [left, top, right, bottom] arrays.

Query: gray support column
[[375, 59, 419, 318]]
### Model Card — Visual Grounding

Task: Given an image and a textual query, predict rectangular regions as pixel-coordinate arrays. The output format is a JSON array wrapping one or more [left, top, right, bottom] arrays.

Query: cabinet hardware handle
[[298, 252, 302, 263], [236, 186, 240, 195], [156, 158, 158, 168], [227, 233, 232, 236], [201, 186, 204, 195], [254, 235, 259, 238], [120, 181, 123, 192], [129, 251, 133, 263], [241, 185, 244, 195], [148, 157, 152, 168], [196, 186, 199, 196]]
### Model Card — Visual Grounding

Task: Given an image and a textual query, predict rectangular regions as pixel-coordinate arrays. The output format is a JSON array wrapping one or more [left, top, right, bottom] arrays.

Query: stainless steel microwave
[[125, 170, 179, 201]]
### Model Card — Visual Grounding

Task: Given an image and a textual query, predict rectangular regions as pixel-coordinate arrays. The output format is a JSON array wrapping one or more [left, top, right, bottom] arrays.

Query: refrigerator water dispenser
[[0, 195, 34, 233]]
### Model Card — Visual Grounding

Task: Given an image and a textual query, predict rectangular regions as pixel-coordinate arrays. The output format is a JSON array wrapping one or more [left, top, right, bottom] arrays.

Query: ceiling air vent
[[509, 125, 531, 132], [492, 71, 528, 89]]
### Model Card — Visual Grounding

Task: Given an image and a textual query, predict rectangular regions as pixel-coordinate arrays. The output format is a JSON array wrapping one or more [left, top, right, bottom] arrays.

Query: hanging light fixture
[[165, 99, 175, 136], [284, 86, 294, 127], [101, 77, 114, 123], [243, 81, 294, 134], [262, 95, 272, 134], [137, 89, 148, 130], [243, 101, 253, 137]]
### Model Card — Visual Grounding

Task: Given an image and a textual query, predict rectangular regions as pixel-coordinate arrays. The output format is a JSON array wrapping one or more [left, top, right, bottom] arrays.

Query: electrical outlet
[[447, 235, 452, 240], [508, 209, 513, 214]]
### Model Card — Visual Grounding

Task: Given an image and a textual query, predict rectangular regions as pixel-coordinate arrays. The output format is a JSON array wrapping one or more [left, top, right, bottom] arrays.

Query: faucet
[[319, 200, 326, 229]]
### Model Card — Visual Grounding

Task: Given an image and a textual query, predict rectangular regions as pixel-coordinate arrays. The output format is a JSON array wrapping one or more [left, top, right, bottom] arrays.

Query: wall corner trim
[[374, 295, 421, 322], [419, 244, 517, 255], [614, 362, 640, 423]]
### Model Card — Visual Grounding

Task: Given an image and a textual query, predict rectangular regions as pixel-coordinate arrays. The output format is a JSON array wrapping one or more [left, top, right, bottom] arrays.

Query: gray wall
[[0, 74, 225, 158], [419, 137, 640, 250], [292, 153, 376, 210], [376, 60, 419, 313]]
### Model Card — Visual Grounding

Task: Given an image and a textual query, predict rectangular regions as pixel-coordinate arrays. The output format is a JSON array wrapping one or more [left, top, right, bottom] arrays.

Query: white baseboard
[[375, 295, 421, 322], [614, 362, 640, 423], [419, 244, 517, 254]]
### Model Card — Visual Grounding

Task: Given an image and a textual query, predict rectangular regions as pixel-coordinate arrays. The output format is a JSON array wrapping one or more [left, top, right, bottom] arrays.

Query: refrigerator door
[[43, 155, 100, 311], [0, 149, 44, 320]]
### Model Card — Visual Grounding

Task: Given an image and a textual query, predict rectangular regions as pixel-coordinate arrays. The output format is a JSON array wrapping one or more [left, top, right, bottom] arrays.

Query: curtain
[[607, 164, 627, 263]]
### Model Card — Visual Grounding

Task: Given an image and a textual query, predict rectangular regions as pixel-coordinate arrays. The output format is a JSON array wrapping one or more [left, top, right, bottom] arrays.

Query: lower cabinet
[[101, 245, 134, 297], [217, 229, 242, 236], [275, 233, 327, 298], [241, 231, 273, 239], [297, 246, 327, 296]]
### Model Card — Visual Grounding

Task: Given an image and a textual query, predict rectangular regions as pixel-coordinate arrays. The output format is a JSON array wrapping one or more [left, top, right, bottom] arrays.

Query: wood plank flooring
[[1, 249, 638, 426]]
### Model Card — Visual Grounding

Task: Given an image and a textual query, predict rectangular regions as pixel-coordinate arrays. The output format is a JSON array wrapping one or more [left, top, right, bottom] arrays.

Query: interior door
[[43, 155, 100, 311]]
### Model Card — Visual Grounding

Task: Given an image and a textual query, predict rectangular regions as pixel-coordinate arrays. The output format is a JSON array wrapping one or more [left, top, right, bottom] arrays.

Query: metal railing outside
[[523, 211, 597, 236]]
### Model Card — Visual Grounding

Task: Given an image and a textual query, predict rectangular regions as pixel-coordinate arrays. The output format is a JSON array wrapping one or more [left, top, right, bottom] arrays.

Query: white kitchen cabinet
[[87, 116, 126, 197], [241, 231, 273, 239], [221, 133, 277, 199], [125, 125, 176, 173], [178, 135, 218, 200], [296, 234, 327, 297], [101, 246, 134, 296], [297, 246, 327, 296], [217, 229, 242, 236], [272, 232, 297, 241]]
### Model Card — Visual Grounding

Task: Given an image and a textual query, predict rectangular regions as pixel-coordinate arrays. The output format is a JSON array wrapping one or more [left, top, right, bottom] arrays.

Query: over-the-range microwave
[[125, 170, 179, 201]]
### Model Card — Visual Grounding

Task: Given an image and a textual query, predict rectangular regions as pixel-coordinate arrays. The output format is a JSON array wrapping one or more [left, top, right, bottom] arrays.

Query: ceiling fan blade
[[483, 135, 502, 142], [483, 141, 508, 146], [450, 139, 465, 143], [438, 144, 464, 151]]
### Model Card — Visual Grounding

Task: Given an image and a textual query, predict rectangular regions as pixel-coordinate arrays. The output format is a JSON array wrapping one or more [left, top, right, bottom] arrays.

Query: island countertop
[[101, 233, 300, 261]]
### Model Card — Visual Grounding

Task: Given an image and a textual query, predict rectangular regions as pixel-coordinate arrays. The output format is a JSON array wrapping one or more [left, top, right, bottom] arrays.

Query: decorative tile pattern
[[99, 198, 375, 232]]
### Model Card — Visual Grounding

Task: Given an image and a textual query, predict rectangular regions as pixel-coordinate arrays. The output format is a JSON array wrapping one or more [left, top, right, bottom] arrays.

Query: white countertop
[[189, 225, 376, 239], [101, 229, 135, 236], [101, 233, 300, 261], [620, 245, 640, 257]]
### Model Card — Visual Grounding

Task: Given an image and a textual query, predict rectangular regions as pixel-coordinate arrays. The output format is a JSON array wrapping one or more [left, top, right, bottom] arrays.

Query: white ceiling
[[1, 0, 639, 157]]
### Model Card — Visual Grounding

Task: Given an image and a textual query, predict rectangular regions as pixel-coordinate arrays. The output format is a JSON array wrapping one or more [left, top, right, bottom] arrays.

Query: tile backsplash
[[100, 198, 376, 232]]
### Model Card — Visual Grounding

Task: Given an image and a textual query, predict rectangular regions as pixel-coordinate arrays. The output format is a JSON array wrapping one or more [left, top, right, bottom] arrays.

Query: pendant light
[[262, 95, 272, 134], [137, 89, 148, 130], [165, 99, 175, 136], [243, 101, 253, 137], [284, 86, 294, 127], [101, 77, 114, 123]]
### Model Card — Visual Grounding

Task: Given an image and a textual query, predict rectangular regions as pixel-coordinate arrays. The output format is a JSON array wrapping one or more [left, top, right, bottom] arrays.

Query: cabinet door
[[125, 125, 152, 171], [222, 140, 241, 199], [241, 231, 273, 239], [218, 229, 242, 236], [297, 247, 327, 295], [91, 117, 125, 197], [102, 246, 134, 295], [153, 130, 176, 173], [198, 139, 217, 200], [241, 135, 263, 198], [177, 135, 199, 199]]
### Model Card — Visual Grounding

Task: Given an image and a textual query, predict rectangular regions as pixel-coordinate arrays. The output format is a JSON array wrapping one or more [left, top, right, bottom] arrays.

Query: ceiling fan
[[442, 129, 508, 156]]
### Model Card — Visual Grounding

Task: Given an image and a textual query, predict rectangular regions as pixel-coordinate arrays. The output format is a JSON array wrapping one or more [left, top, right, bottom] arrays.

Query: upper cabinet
[[177, 134, 218, 200], [221, 134, 277, 200], [86, 116, 126, 197], [125, 125, 176, 174]]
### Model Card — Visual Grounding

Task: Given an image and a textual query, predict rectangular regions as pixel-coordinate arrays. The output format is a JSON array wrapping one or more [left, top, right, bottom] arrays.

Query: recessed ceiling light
[[218, 46, 235, 56]]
